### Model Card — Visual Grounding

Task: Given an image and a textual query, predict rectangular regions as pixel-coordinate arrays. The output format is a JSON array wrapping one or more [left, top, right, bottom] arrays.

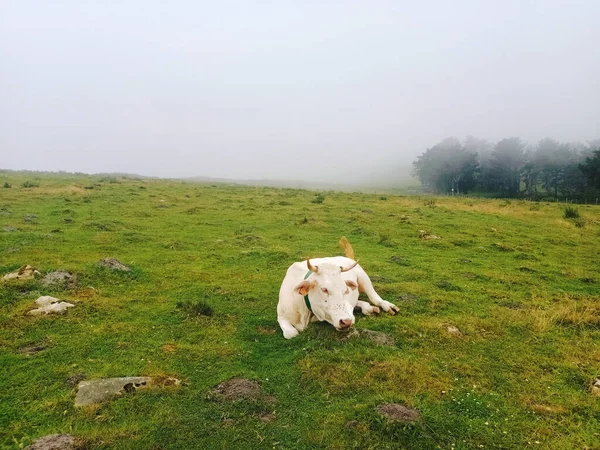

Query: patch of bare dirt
[[98, 258, 131, 272], [209, 377, 268, 402], [376, 403, 421, 423], [25, 434, 74, 450]]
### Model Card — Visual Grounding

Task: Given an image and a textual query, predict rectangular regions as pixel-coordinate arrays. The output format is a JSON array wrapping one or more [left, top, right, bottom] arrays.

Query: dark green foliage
[[176, 300, 214, 317], [413, 137, 600, 200], [3, 182, 11, 188], [311, 193, 325, 204], [21, 180, 39, 188], [564, 206, 580, 219]]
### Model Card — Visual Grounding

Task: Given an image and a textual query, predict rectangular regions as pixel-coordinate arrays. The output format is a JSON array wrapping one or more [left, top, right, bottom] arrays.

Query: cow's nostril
[[339, 319, 352, 328]]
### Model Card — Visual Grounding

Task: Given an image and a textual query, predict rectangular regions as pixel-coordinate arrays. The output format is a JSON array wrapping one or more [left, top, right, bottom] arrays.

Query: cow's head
[[294, 259, 359, 331]]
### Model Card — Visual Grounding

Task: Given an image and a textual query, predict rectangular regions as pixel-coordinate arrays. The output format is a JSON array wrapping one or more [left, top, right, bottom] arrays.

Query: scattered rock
[[98, 258, 131, 272], [29, 296, 75, 316], [66, 373, 86, 388], [209, 377, 265, 402], [75, 377, 151, 407], [25, 434, 74, 450], [153, 375, 181, 387], [360, 329, 396, 346], [3, 226, 17, 232], [376, 403, 421, 423], [257, 326, 276, 335], [418, 230, 440, 240], [592, 378, 600, 397], [257, 412, 275, 423], [3, 265, 41, 281], [460, 258, 472, 263], [63, 218, 73, 223], [41, 271, 77, 289], [72, 287, 98, 300], [396, 293, 415, 301], [446, 326, 462, 337], [18, 344, 47, 355], [343, 328, 396, 346], [24, 214, 37, 223]]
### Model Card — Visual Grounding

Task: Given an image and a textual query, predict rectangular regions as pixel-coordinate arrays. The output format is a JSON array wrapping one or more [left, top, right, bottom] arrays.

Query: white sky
[[1, 1, 599, 182]]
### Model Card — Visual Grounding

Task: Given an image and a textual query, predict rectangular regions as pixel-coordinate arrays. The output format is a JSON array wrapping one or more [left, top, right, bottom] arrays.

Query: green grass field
[[1, 171, 599, 449]]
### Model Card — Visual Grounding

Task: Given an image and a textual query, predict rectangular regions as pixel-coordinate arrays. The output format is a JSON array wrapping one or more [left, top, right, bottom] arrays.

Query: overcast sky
[[1, 1, 599, 183]]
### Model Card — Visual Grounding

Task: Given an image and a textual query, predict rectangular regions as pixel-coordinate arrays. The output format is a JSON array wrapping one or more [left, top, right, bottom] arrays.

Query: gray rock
[[98, 258, 131, 272], [447, 326, 462, 336], [18, 344, 47, 355], [24, 214, 37, 223], [26, 434, 74, 450], [75, 377, 151, 406], [376, 403, 421, 423], [2, 265, 41, 281], [3, 226, 17, 232], [592, 378, 600, 396], [41, 271, 77, 289]]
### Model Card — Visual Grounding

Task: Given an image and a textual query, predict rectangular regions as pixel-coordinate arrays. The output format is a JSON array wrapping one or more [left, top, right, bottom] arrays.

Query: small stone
[[258, 412, 275, 423], [419, 230, 440, 239], [592, 378, 600, 396], [29, 296, 75, 315], [447, 326, 462, 336], [98, 258, 131, 272], [75, 377, 151, 406], [24, 214, 37, 223], [376, 403, 421, 423], [3, 265, 41, 281], [3, 226, 17, 232], [25, 434, 74, 450]]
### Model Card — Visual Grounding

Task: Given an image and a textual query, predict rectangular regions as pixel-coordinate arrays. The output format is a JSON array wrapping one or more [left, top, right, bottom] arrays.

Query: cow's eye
[[321, 288, 329, 294]]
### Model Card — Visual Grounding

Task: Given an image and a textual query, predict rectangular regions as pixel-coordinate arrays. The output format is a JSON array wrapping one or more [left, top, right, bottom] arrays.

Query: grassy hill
[[1, 171, 599, 449]]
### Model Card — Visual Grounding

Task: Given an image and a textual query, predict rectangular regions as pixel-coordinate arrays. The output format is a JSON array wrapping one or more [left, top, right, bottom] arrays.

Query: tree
[[490, 138, 525, 196], [579, 147, 600, 189], [412, 137, 479, 194]]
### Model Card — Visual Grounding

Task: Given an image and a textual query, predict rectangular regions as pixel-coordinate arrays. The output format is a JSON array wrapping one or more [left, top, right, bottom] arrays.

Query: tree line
[[412, 136, 600, 200]]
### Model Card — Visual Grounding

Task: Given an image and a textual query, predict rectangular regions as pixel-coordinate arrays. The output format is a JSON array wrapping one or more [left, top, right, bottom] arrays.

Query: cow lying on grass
[[277, 238, 399, 339]]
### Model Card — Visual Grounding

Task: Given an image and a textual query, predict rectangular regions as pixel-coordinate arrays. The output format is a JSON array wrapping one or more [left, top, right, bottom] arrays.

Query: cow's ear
[[295, 281, 316, 296], [345, 280, 358, 291]]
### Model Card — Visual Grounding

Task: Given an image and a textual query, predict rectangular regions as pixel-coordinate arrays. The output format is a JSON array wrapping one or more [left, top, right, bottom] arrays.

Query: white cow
[[277, 238, 399, 339]]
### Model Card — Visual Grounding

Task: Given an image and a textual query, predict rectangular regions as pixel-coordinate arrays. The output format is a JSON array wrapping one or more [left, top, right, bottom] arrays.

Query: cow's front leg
[[355, 300, 380, 316], [278, 317, 299, 339], [356, 269, 400, 315]]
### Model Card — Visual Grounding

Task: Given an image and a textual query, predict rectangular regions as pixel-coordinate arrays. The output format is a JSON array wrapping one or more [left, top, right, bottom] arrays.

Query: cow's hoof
[[387, 309, 396, 316], [373, 307, 380, 314]]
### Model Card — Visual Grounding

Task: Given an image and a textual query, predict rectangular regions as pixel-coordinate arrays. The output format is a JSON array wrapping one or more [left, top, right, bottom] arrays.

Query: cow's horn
[[306, 258, 319, 273], [340, 259, 359, 272]]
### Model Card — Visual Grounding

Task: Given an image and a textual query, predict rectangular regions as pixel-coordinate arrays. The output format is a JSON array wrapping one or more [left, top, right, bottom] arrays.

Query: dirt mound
[[26, 434, 74, 450], [210, 377, 264, 402], [98, 258, 131, 272], [41, 271, 76, 288], [376, 403, 421, 423]]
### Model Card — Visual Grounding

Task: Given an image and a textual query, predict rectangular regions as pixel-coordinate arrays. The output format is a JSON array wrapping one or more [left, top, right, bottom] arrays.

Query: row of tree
[[412, 136, 600, 200]]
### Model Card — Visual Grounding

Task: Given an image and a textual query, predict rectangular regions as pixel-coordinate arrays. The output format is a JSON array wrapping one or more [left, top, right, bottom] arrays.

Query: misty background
[[1, 1, 599, 186]]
